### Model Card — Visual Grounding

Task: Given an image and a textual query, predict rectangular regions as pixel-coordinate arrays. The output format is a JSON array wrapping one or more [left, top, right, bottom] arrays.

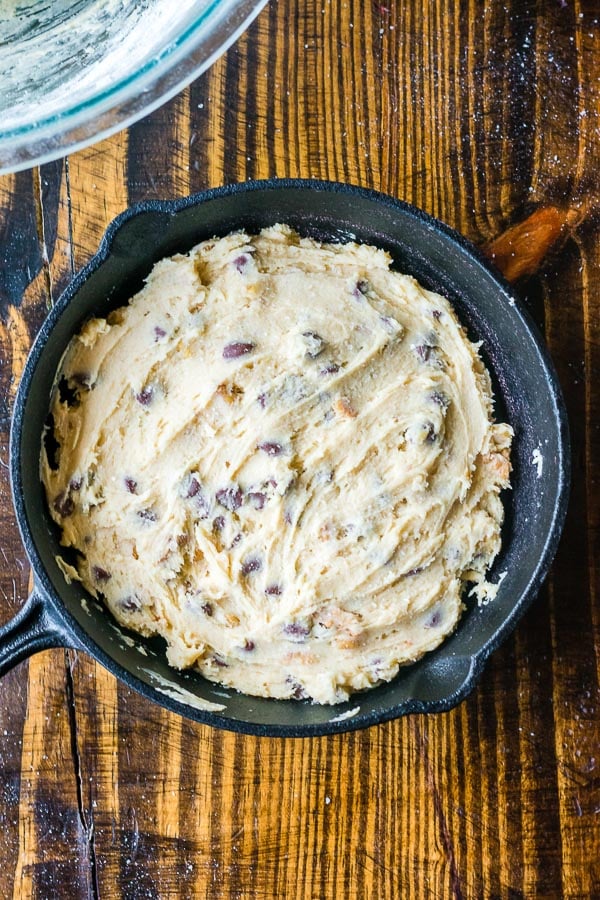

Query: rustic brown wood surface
[[1, 0, 599, 897]]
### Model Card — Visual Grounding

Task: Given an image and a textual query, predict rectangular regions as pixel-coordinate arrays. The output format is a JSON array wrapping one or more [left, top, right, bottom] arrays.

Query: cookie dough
[[41, 224, 512, 704]]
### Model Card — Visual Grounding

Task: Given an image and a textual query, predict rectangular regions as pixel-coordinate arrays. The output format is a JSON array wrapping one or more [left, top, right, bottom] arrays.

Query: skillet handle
[[0, 587, 75, 677], [482, 205, 582, 283]]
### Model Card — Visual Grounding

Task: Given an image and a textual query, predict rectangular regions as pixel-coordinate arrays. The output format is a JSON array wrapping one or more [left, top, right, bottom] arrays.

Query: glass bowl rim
[[0, 0, 268, 174]]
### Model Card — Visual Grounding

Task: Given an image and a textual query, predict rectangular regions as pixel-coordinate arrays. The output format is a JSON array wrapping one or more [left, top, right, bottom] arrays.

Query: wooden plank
[[59, 134, 130, 899], [188, 59, 228, 190], [2, 136, 133, 900], [127, 90, 191, 204], [0, 167, 59, 900], [546, 233, 600, 900], [11, 652, 96, 899], [531, 4, 600, 896], [0, 169, 44, 624], [67, 135, 130, 266], [0, 160, 96, 897]]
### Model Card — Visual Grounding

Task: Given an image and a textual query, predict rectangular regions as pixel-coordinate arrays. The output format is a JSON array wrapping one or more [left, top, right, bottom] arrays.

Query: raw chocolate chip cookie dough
[[41, 225, 512, 704]]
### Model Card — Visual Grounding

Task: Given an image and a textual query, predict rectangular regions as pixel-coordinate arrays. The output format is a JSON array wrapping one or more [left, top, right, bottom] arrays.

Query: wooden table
[[1, 1, 599, 896]]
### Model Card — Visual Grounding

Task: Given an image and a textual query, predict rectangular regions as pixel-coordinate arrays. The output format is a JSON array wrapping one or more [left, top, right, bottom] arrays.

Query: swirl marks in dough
[[41, 225, 512, 704]]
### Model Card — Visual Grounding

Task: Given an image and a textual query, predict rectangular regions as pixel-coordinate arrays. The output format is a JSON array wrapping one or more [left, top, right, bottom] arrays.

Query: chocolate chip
[[302, 331, 325, 359], [212, 655, 228, 668], [92, 566, 111, 582], [223, 341, 255, 359], [119, 595, 141, 613], [426, 610, 442, 628], [247, 491, 266, 510], [216, 486, 243, 512], [430, 391, 450, 409], [136, 386, 155, 406], [264, 584, 282, 596], [352, 279, 369, 299], [53, 491, 74, 517], [212, 516, 225, 533], [414, 344, 433, 363], [232, 254, 249, 273], [258, 441, 284, 456], [432, 309, 442, 320], [137, 507, 157, 523], [185, 476, 201, 498], [241, 639, 255, 651], [282, 622, 310, 641], [319, 363, 340, 376], [124, 477, 138, 494], [183, 476, 210, 517], [424, 422, 437, 443], [404, 567, 423, 577], [257, 392, 268, 408], [285, 676, 309, 700], [241, 557, 262, 576], [69, 477, 83, 492], [154, 326, 167, 340], [201, 602, 213, 616]]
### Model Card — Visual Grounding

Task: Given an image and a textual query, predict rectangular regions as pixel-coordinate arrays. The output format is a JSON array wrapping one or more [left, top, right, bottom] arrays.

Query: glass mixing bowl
[[0, 0, 268, 174]]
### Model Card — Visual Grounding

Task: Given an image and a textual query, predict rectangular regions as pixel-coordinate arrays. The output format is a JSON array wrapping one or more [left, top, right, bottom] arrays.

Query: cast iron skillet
[[5, 179, 570, 736]]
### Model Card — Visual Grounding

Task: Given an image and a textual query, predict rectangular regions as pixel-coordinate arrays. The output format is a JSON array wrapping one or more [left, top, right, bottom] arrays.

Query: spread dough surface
[[41, 225, 512, 704]]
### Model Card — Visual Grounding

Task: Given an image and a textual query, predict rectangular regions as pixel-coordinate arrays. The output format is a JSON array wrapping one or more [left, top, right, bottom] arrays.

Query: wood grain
[[0, 0, 599, 897]]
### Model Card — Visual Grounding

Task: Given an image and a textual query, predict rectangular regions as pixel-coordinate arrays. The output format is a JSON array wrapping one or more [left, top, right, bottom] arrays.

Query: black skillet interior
[[12, 179, 570, 736]]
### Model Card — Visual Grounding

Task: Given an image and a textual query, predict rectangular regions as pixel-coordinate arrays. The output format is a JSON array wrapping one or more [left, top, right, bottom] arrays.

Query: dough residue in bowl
[[41, 224, 512, 704]]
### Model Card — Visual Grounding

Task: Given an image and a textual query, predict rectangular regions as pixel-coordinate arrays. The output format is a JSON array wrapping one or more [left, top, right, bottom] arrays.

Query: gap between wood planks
[[33, 167, 53, 310], [33, 158, 76, 310], [66, 650, 100, 900], [410, 717, 465, 900]]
